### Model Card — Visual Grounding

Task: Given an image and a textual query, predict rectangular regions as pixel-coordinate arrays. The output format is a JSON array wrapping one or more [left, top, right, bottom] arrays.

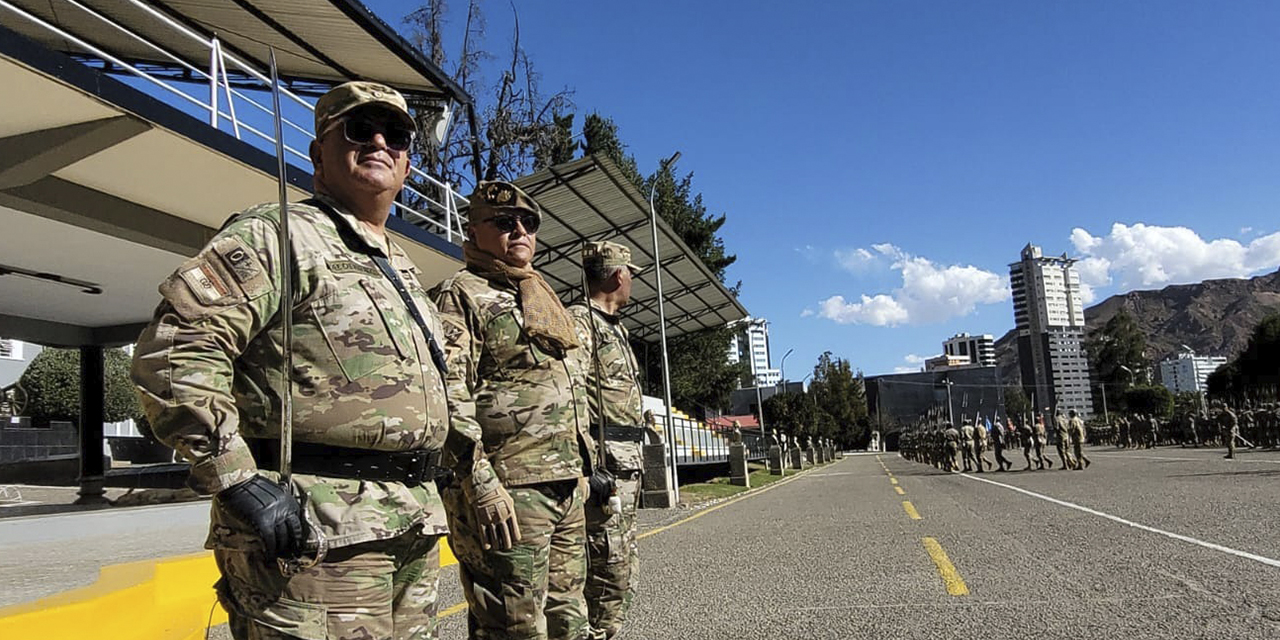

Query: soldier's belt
[[603, 425, 646, 442], [250, 440, 445, 485]]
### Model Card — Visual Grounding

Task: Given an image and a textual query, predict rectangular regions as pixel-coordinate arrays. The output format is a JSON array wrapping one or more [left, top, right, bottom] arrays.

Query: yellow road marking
[[440, 464, 819, 618], [922, 537, 969, 596], [902, 501, 922, 520], [894, 486, 905, 495], [889, 478, 899, 485]]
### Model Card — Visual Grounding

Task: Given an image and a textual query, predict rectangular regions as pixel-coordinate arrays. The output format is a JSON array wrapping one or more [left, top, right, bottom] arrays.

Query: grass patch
[[677, 461, 825, 506]]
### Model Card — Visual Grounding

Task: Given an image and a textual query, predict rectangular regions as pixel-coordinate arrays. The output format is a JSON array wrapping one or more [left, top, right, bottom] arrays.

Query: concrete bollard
[[641, 442, 675, 508], [767, 444, 784, 475], [729, 442, 750, 487], [805, 446, 816, 466], [789, 446, 803, 470]]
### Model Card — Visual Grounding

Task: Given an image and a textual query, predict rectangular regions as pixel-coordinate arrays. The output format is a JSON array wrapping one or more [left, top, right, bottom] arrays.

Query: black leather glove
[[219, 476, 305, 559], [587, 467, 616, 507]]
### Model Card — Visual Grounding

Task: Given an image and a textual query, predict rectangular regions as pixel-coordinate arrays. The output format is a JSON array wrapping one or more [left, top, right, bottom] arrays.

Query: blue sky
[[365, 0, 1280, 378]]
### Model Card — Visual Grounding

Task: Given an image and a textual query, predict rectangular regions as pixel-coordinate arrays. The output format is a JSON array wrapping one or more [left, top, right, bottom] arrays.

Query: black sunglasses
[[336, 116, 415, 152], [483, 212, 541, 234]]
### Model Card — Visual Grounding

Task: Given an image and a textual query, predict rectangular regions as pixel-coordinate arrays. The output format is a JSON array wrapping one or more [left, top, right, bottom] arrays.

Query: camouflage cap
[[468, 180, 541, 222], [582, 240, 643, 275], [314, 81, 416, 136]]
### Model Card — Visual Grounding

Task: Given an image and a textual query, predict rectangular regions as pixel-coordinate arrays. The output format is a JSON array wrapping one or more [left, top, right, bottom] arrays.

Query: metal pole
[[268, 49, 294, 486], [779, 348, 793, 395], [1100, 383, 1109, 423], [650, 151, 681, 502], [945, 379, 954, 425]]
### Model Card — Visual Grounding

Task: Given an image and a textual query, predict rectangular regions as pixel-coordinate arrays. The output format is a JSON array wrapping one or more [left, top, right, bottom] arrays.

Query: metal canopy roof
[[3, 0, 468, 100], [508, 154, 748, 342]]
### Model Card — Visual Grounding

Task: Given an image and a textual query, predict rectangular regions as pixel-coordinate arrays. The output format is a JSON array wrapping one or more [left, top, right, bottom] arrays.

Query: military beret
[[468, 180, 541, 222], [582, 240, 643, 275], [314, 81, 415, 137]]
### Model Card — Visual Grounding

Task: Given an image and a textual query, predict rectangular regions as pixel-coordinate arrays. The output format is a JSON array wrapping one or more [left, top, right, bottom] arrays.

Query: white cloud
[[814, 246, 1009, 326], [1241, 226, 1254, 236], [1069, 223, 1280, 293], [893, 366, 920, 374], [903, 353, 929, 365], [834, 247, 877, 271], [799, 308, 815, 318]]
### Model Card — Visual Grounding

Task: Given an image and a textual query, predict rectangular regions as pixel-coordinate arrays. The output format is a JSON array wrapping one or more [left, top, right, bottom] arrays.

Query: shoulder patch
[[212, 236, 272, 299], [179, 262, 231, 305]]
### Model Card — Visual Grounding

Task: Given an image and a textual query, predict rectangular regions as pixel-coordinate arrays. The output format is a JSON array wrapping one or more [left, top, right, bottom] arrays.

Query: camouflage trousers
[[213, 527, 442, 640], [584, 470, 640, 640], [444, 479, 589, 640]]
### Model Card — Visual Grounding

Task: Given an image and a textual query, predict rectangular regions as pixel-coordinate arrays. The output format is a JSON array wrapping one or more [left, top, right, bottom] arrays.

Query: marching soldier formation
[[900, 408, 1091, 473], [132, 82, 649, 640], [900, 400, 1266, 473]]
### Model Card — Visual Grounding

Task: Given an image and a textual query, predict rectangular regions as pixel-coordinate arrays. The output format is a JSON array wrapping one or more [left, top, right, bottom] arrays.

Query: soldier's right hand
[[472, 485, 521, 551], [218, 475, 305, 559]]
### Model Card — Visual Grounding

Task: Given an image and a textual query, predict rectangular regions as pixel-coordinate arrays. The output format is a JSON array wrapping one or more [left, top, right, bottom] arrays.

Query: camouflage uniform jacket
[[131, 195, 450, 549], [1068, 416, 1088, 443], [567, 300, 644, 472], [1054, 415, 1071, 442], [431, 269, 594, 495]]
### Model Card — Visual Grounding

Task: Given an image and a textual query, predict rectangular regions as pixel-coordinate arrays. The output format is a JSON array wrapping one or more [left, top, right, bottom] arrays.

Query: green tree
[[1121, 384, 1174, 418], [19, 348, 142, 426], [1086, 309, 1149, 389], [1002, 386, 1031, 419], [1206, 313, 1280, 405], [763, 390, 817, 436], [807, 352, 869, 446]]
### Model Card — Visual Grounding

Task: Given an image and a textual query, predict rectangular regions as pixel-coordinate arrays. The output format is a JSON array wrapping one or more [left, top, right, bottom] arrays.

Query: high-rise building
[[1159, 352, 1227, 394], [942, 333, 996, 367], [726, 317, 781, 387], [1009, 244, 1094, 416]]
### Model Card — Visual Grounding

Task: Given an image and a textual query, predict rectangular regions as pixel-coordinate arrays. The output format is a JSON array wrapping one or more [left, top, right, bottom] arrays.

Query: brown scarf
[[463, 241, 580, 354]]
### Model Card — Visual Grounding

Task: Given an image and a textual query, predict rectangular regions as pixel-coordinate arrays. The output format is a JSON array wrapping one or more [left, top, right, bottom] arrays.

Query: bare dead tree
[[403, 0, 573, 196]]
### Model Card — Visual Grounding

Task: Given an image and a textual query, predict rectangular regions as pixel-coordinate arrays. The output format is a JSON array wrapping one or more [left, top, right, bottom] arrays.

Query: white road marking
[[783, 593, 1183, 612], [1091, 452, 1280, 464], [0, 501, 40, 508], [961, 473, 1280, 570]]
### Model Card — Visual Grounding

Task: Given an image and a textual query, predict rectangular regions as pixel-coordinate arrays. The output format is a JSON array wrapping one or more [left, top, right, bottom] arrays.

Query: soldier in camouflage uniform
[[1053, 409, 1076, 470], [432, 180, 595, 640], [132, 82, 450, 639], [1068, 410, 1091, 470], [567, 241, 646, 640]]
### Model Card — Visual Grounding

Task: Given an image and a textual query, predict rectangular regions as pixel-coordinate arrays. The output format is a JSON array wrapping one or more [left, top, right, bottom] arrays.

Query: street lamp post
[[650, 151, 681, 501], [779, 348, 794, 395]]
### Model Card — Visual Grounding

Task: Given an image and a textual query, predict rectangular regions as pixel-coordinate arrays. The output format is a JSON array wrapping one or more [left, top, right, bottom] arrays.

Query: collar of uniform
[[311, 193, 390, 256], [587, 299, 622, 324]]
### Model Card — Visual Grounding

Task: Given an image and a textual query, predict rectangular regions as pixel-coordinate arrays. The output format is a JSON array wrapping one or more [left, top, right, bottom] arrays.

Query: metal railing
[[667, 416, 767, 465], [0, 0, 467, 243]]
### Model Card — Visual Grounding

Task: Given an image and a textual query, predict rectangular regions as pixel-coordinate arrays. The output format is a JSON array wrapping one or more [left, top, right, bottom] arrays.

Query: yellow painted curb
[[0, 539, 456, 640]]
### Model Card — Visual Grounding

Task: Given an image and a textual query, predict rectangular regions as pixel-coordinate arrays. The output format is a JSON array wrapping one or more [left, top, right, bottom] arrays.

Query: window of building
[[0, 339, 21, 360]]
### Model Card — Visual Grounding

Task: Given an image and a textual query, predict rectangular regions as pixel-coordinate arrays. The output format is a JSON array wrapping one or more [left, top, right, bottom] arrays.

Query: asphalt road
[[6, 447, 1280, 639]]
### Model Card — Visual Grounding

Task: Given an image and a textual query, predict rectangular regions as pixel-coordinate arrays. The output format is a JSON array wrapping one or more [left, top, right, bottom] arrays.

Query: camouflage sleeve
[[567, 306, 601, 427], [432, 283, 502, 497], [131, 216, 279, 494]]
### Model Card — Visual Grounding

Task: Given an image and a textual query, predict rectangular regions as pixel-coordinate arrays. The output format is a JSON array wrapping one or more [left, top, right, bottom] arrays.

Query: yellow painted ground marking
[[440, 462, 821, 618], [894, 486, 905, 495], [922, 537, 970, 596], [902, 501, 922, 520], [889, 478, 899, 485]]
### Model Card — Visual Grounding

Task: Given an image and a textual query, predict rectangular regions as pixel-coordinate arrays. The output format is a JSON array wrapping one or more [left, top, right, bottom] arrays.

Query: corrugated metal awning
[[3, 0, 467, 100], [506, 154, 748, 342]]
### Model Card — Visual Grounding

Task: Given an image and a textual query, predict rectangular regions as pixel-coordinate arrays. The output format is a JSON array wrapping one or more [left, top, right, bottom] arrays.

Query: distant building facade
[[727, 316, 781, 387], [924, 354, 972, 372], [943, 333, 995, 367], [1009, 244, 1094, 416], [1159, 353, 1227, 394]]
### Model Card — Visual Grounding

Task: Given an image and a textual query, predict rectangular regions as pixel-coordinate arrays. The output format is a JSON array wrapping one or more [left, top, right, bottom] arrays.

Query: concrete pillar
[[729, 443, 750, 487], [641, 442, 675, 508], [75, 345, 109, 505], [767, 444, 784, 475], [805, 445, 816, 466], [789, 446, 803, 470]]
